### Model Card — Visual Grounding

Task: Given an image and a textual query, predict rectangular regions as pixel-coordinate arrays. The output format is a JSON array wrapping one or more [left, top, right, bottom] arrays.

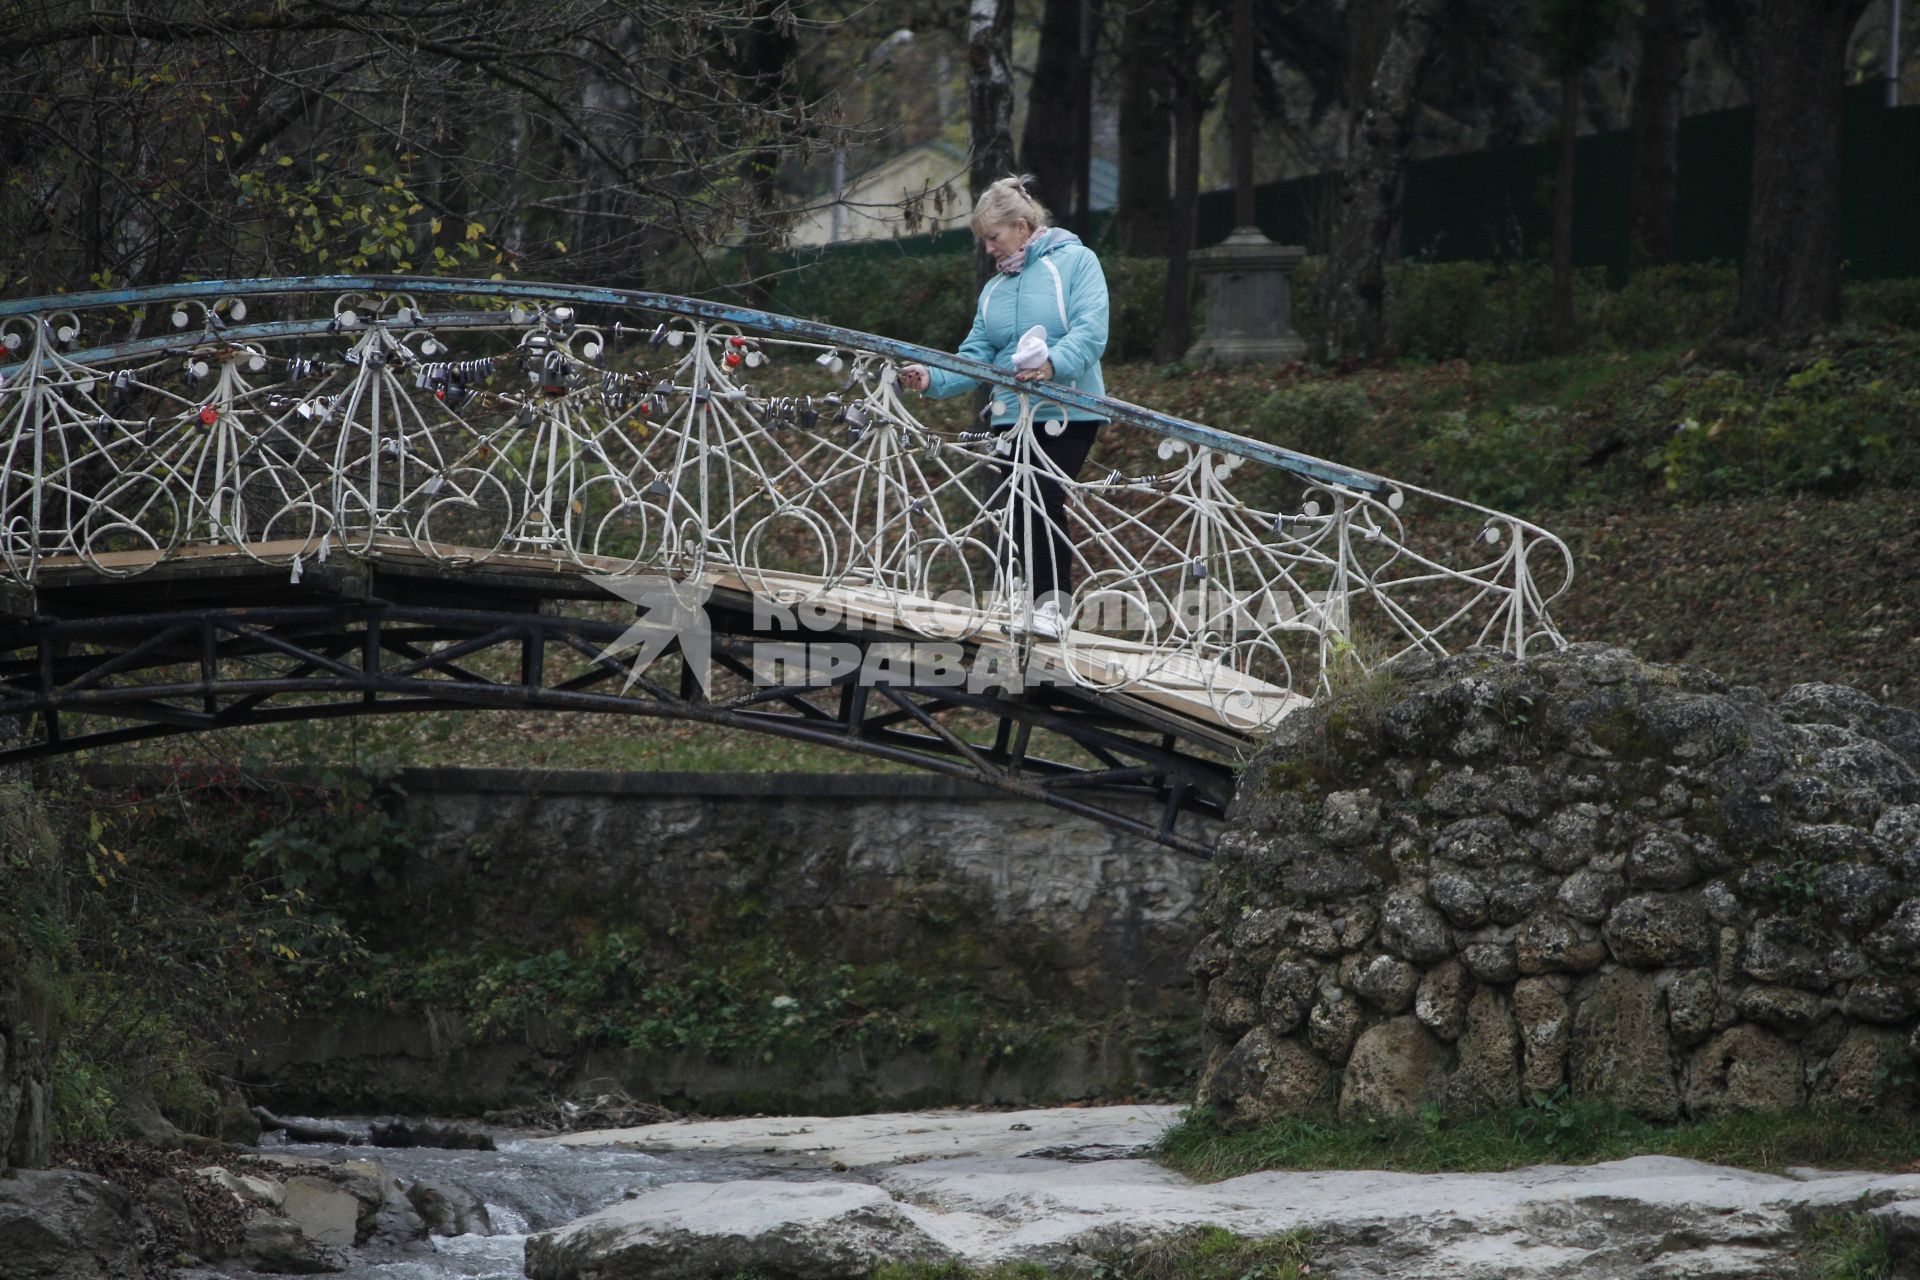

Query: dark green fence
[[773, 86, 1917, 286]]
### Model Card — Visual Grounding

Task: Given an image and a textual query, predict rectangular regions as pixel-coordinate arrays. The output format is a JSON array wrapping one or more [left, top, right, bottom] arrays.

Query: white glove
[[1012, 324, 1050, 372]]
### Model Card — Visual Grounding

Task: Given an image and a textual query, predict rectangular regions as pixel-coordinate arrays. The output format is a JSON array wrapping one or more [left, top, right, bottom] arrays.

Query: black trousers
[[985, 419, 1101, 604]]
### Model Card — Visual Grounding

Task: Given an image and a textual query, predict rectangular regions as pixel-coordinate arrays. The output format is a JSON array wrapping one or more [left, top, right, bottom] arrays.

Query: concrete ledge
[[82, 763, 1016, 802]]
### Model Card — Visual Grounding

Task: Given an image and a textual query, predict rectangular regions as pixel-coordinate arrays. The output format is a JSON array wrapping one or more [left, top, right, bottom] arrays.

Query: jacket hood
[[1022, 227, 1082, 263]]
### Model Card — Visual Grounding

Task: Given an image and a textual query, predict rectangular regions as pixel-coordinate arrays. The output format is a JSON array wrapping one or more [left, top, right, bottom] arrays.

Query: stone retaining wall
[[1195, 644, 1920, 1123], [85, 766, 1213, 1112]]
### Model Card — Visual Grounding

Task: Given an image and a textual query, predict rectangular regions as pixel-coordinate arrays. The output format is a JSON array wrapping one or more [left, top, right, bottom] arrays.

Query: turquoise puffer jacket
[[921, 227, 1110, 425]]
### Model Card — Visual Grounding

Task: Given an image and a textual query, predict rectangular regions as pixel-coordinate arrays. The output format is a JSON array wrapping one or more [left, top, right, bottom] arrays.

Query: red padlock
[[198, 405, 218, 425]]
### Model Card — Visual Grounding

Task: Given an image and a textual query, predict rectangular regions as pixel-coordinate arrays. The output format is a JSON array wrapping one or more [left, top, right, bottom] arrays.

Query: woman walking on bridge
[[898, 176, 1110, 639]]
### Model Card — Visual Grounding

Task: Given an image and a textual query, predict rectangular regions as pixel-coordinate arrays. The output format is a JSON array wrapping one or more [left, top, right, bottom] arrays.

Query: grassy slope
[[98, 340, 1918, 773]]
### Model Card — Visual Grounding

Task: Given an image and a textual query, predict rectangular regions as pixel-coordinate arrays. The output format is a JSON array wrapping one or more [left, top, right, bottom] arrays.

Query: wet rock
[[281, 1175, 359, 1248], [1685, 1026, 1806, 1114], [406, 1178, 492, 1238], [370, 1118, 497, 1151], [238, 1212, 339, 1274], [1603, 894, 1714, 968], [1339, 1018, 1453, 1121]]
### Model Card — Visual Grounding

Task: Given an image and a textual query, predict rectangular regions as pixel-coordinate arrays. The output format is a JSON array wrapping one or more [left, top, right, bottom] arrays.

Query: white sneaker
[[1028, 600, 1065, 640]]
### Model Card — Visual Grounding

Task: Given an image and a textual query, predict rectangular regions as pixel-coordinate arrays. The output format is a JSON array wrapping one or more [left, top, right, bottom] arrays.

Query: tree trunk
[[1627, 0, 1684, 273], [967, 0, 1018, 291], [1021, 0, 1081, 224], [1318, 0, 1450, 364], [1550, 70, 1579, 354], [738, 1, 798, 309], [1161, 0, 1210, 362], [1719, 0, 1870, 345], [1071, 0, 1104, 230], [1343, 0, 1397, 160], [1113, 0, 1172, 256]]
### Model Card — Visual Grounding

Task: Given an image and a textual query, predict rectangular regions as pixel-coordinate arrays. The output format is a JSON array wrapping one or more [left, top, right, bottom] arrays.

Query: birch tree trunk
[[1317, 0, 1449, 364]]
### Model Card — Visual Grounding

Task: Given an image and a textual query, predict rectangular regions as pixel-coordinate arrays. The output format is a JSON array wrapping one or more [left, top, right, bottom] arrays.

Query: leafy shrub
[[1652, 355, 1920, 496], [1249, 381, 1373, 460], [775, 250, 973, 350], [1846, 277, 1920, 330], [1593, 263, 1737, 350], [1413, 404, 1592, 509], [1101, 255, 1171, 364], [243, 763, 421, 907]]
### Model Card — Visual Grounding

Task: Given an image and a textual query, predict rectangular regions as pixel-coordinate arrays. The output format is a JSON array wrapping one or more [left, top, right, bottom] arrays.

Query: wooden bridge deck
[[17, 537, 1308, 746]]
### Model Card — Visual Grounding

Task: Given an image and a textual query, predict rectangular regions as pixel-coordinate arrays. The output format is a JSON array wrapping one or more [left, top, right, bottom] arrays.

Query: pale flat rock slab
[[543, 1103, 1181, 1168], [522, 1179, 951, 1280], [535, 1108, 1920, 1280]]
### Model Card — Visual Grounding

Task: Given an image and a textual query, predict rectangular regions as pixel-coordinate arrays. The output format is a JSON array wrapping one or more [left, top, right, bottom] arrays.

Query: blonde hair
[[971, 175, 1051, 237]]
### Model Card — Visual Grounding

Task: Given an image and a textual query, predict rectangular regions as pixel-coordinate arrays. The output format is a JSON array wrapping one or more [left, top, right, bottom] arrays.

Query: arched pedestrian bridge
[[0, 278, 1570, 856]]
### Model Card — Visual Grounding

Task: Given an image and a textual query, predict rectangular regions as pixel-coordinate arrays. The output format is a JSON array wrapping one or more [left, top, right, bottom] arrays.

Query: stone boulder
[[0, 1169, 153, 1280], [523, 1179, 952, 1280], [1338, 1018, 1452, 1120]]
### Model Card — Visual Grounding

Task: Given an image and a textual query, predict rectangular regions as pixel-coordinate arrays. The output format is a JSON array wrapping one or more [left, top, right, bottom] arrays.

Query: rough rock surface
[[524, 1180, 952, 1280], [0, 976, 53, 1173], [0, 1169, 154, 1280], [1197, 645, 1920, 1121], [541, 1106, 1920, 1280]]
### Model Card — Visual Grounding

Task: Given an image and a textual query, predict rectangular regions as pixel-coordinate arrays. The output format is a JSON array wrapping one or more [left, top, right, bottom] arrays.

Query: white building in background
[[785, 139, 1117, 248]]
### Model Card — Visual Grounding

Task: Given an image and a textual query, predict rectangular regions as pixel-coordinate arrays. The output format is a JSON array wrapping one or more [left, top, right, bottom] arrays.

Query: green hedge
[[765, 250, 1172, 364], [763, 246, 1914, 367]]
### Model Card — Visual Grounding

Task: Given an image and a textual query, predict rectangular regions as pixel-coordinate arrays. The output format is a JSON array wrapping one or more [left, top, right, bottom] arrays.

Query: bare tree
[[0, 0, 832, 294], [967, 0, 1018, 289], [1718, 0, 1872, 347], [1318, 0, 1451, 364]]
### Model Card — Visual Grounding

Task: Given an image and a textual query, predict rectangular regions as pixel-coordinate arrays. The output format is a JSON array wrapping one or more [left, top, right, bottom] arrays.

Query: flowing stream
[[176, 1117, 763, 1280]]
